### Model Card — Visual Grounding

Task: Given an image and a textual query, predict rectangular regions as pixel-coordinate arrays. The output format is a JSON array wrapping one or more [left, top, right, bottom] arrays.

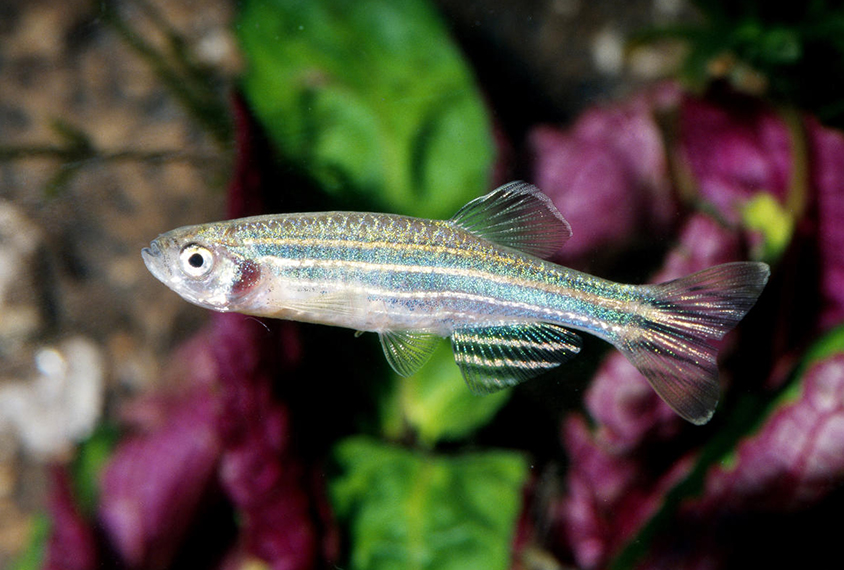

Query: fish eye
[[179, 244, 214, 278]]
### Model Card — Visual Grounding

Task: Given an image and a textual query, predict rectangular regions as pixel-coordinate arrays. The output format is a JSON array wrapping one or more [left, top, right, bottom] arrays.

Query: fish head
[[142, 224, 262, 312]]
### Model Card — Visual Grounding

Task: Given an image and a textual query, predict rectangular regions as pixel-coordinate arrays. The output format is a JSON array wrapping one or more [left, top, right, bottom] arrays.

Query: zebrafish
[[142, 182, 769, 424]]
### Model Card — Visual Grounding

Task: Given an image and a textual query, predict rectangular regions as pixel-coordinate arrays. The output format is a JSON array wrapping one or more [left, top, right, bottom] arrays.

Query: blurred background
[[2, 1, 844, 569]]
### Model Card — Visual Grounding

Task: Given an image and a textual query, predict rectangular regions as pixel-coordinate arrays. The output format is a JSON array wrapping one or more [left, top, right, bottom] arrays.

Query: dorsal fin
[[449, 181, 571, 259]]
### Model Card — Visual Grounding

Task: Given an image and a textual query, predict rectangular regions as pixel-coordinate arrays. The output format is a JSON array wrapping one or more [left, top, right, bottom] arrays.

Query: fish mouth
[[141, 239, 160, 264], [141, 239, 170, 284], [142, 237, 161, 256]]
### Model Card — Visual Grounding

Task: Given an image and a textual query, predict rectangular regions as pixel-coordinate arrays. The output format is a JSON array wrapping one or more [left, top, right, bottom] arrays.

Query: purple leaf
[[43, 467, 98, 570], [528, 84, 680, 267], [97, 384, 222, 569], [214, 317, 319, 570], [226, 92, 275, 220], [678, 92, 793, 222], [807, 118, 844, 330], [696, 353, 844, 512], [636, 351, 844, 568], [556, 415, 693, 569], [94, 313, 324, 570]]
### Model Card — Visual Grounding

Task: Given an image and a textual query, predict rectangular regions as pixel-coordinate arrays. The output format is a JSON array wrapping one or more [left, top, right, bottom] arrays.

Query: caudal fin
[[619, 262, 770, 425]]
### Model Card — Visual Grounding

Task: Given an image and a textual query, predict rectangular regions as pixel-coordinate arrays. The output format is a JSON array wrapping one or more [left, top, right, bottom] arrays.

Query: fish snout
[[141, 239, 170, 282], [142, 237, 158, 256]]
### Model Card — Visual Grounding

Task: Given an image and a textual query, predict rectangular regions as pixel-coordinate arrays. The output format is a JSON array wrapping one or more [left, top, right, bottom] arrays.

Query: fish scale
[[268, 224, 625, 335], [143, 181, 770, 424]]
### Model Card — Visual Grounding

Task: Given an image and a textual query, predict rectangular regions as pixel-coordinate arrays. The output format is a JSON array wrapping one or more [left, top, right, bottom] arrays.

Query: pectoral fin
[[379, 331, 441, 377], [450, 323, 582, 394], [270, 290, 357, 319]]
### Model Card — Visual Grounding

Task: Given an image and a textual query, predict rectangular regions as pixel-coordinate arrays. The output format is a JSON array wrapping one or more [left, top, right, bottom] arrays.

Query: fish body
[[143, 182, 770, 424]]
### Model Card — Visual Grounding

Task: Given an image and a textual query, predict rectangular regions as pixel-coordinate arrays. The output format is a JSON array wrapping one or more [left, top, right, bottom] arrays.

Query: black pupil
[[188, 252, 205, 268]]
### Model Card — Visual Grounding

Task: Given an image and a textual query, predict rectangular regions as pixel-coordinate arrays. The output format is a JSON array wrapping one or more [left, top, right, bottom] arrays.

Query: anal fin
[[450, 322, 582, 394]]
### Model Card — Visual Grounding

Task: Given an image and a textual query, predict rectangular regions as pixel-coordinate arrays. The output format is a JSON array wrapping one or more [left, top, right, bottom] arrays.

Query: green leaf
[[236, 0, 494, 218], [799, 322, 844, 366], [770, 322, 844, 408], [70, 423, 120, 516], [381, 343, 512, 446], [10, 513, 49, 570], [330, 437, 529, 570], [741, 192, 794, 263]]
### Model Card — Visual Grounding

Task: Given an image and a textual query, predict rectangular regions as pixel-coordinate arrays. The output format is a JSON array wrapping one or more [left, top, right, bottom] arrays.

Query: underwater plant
[[24, 1, 844, 569]]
